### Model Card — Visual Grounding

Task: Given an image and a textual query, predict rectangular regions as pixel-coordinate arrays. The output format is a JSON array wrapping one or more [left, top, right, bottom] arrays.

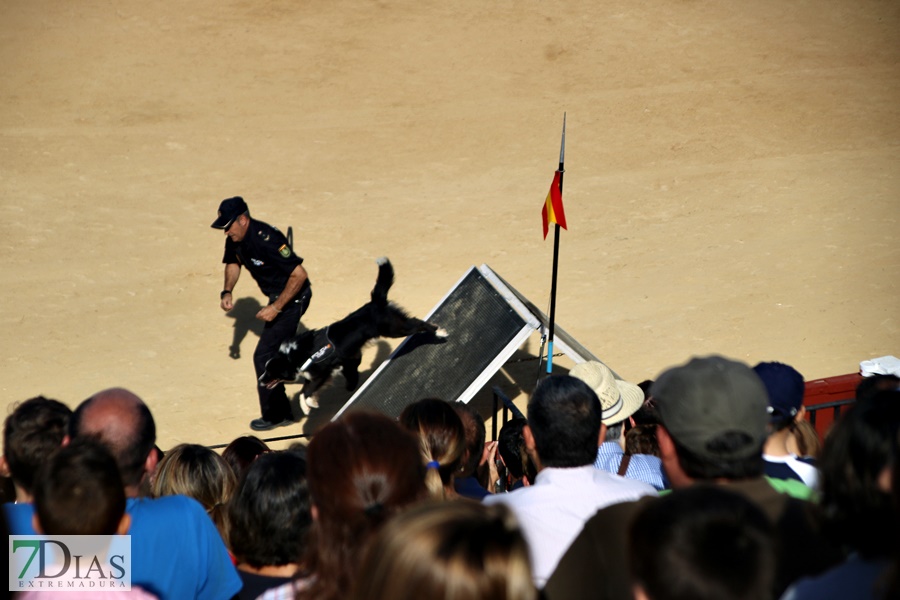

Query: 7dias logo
[[9, 535, 132, 592]]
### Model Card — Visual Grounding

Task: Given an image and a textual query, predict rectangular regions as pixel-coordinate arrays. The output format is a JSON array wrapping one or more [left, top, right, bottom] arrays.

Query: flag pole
[[546, 113, 566, 374]]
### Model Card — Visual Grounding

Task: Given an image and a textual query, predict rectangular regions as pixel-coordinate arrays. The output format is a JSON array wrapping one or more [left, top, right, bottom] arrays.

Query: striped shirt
[[594, 441, 668, 491]]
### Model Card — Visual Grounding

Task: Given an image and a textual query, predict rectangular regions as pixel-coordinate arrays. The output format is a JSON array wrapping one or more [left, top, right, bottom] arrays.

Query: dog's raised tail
[[371, 257, 395, 306]]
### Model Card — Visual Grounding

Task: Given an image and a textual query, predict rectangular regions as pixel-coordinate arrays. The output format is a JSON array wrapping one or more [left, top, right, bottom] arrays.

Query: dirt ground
[[2, 0, 898, 451]]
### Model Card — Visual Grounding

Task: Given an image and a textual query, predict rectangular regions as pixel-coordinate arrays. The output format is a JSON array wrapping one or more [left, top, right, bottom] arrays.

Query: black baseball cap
[[211, 196, 248, 230], [753, 361, 805, 424]]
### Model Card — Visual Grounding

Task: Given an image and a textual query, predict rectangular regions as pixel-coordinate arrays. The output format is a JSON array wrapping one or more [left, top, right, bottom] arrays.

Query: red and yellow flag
[[542, 170, 567, 239]]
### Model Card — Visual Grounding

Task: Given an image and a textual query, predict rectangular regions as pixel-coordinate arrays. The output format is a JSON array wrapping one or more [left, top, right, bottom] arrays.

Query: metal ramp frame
[[332, 264, 602, 420]]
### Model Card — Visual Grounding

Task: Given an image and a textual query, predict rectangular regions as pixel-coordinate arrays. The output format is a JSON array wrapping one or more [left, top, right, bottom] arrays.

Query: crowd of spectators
[[2, 360, 898, 600]]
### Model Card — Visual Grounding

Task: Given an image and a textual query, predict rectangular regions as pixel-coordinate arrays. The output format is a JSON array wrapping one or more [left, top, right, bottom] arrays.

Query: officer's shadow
[[225, 297, 311, 359], [224, 298, 266, 359]]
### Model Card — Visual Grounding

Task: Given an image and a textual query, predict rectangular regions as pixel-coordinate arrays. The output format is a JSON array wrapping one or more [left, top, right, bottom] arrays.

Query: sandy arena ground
[[2, 0, 898, 450]]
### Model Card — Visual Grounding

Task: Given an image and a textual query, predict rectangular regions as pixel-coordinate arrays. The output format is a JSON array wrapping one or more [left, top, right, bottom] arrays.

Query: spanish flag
[[542, 170, 567, 239]]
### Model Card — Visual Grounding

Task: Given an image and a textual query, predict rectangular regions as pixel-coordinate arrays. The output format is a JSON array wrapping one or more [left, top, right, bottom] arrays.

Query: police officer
[[211, 196, 312, 431]]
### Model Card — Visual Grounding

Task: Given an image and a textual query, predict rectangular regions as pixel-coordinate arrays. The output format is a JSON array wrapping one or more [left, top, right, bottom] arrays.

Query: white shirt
[[483, 464, 656, 586], [763, 453, 820, 489]]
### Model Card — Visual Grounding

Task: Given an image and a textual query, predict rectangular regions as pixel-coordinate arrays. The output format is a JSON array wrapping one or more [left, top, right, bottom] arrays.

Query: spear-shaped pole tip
[[558, 112, 566, 168]]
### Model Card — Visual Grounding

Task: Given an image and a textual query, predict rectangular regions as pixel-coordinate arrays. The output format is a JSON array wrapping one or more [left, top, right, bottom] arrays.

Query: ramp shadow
[[463, 343, 573, 434]]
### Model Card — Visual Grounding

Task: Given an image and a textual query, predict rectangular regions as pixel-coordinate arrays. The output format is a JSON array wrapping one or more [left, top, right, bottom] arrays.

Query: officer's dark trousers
[[253, 287, 312, 422]]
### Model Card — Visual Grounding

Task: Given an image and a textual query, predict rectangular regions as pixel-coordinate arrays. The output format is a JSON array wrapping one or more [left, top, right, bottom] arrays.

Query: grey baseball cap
[[651, 355, 769, 461]]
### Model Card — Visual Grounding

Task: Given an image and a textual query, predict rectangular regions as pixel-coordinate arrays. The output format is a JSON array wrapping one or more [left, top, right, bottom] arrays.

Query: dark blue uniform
[[223, 219, 311, 423]]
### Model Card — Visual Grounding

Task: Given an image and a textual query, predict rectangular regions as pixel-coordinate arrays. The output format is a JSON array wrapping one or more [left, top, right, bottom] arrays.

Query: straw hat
[[569, 361, 645, 425]]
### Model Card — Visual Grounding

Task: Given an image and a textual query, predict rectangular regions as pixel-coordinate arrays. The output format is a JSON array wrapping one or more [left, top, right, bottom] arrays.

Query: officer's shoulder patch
[[278, 244, 291, 258]]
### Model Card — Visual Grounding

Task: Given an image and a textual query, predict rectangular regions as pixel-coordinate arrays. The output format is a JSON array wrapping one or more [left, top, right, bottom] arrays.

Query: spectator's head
[[228, 450, 311, 570], [526, 375, 603, 469], [630, 485, 775, 600], [753, 361, 806, 432], [399, 398, 466, 498], [151, 443, 236, 543], [638, 379, 654, 399], [451, 402, 486, 478], [818, 390, 900, 558], [604, 422, 625, 443], [286, 442, 308, 461], [631, 398, 661, 427], [303, 410, 427, 600], [627, 383, 662, 437], [68, 388, 157, 492], [651, 356, 768, 488], [351, 500, 536, 600], [33, 437, 129, 536], [498, 417, 537, 485], [626, 424, 660, 457], [2, 396, 72, 497], [222, 435, 270, 481], [856, 374, 900, 405]]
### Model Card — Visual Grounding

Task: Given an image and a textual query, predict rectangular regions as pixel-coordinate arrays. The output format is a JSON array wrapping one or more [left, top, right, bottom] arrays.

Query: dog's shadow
[[294, 340, 394, 433]]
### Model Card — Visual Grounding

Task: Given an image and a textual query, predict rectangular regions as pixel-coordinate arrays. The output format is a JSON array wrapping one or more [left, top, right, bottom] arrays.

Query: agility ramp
[[332, 264, 601, 420]]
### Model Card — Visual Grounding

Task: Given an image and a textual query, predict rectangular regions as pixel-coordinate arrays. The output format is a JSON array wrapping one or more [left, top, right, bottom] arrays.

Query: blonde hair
[[399, 399, 467, 499], [351, 500, 536, 600], [787, 419, 821, 459], [151, 443, 236, 544]]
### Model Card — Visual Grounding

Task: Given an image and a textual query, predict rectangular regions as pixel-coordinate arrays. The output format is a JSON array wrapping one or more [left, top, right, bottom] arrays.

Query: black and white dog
[[259, 257, 446, 414]]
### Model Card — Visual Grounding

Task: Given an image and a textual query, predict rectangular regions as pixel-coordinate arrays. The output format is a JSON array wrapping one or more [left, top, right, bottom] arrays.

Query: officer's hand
[[256, 305, 280, 322], [220, 293, 234, 312]]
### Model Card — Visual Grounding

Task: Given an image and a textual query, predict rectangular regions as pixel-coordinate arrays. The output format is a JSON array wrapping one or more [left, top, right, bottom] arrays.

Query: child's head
[[630, 485, 775, 600], [351, 500, 536, 600], [3, 395, 72, 495], [33, 437, 129, 536]]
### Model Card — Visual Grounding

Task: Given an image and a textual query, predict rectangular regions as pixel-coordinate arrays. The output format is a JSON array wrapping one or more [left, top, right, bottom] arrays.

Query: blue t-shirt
[[454, 476, 491, 500], [4, 502, 36, 534], [4, 496, 241, 600], [780, 554, 891, 600]]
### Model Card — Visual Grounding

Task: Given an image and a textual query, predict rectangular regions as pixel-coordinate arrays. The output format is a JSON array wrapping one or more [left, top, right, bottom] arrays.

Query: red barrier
[[802, 373, 861, 438]]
